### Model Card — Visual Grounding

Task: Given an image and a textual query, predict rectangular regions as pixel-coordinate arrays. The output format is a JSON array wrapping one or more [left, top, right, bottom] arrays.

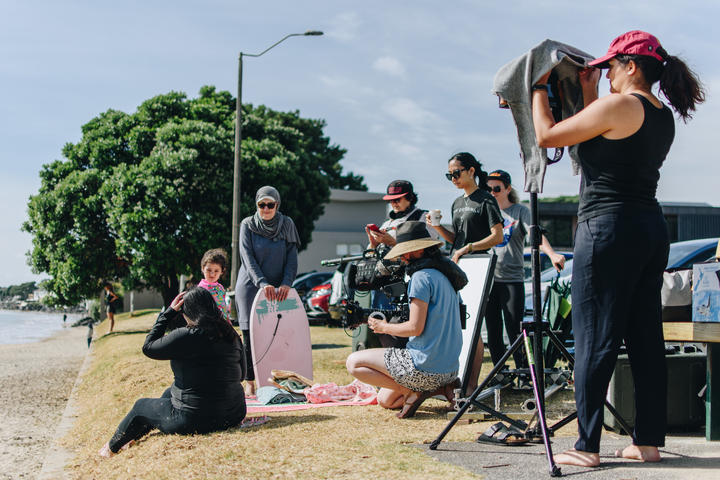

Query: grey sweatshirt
[[492, 39, 595, 193]]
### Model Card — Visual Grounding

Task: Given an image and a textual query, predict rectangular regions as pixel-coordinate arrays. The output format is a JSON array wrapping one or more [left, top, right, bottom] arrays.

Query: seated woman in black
[[99, 287, 246, 457]]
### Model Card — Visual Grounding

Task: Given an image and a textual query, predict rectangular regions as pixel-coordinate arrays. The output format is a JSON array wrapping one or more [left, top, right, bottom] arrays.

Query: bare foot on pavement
[[555, 449, 600, 467], [615, 444, 661, 462]]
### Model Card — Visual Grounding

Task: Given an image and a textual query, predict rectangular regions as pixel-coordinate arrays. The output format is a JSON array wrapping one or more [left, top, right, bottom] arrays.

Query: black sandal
[[476, 422, 529, 446]]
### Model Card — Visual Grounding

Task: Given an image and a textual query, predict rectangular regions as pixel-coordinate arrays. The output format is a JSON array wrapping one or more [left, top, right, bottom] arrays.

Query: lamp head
[[304, 30, 324, 36]]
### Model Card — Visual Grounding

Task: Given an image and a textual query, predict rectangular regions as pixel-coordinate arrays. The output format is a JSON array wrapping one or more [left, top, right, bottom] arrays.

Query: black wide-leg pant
[[571, 211, 668, 453], [484, 281, 526, 368], [108, 387, 245, 453]]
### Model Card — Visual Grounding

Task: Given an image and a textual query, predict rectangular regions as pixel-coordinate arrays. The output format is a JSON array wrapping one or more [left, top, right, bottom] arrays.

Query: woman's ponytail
[[449, 152, 490, 192], [657, 49, 705, 122], [618, 48, 705, 123]]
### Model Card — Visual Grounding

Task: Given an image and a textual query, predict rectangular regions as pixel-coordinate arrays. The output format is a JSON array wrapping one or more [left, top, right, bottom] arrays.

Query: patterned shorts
[[384, 348, 457, 393]]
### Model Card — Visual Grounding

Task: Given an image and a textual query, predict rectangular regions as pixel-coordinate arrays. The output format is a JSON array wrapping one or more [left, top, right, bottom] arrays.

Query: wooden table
[[663, 322, 720, 441]]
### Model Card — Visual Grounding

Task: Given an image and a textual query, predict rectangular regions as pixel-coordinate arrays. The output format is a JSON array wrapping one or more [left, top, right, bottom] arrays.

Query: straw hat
[[384, 221, 443, 260]]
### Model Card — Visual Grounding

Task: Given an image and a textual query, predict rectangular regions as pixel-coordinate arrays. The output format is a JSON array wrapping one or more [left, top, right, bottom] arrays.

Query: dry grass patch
[[64, 312, 575, 479]]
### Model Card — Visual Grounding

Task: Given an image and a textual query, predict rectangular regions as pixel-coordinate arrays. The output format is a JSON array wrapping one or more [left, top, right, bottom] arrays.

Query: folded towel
[[256, 386, 306, 405]]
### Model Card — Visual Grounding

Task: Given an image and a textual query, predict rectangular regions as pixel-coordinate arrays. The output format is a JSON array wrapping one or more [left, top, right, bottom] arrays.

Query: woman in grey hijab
[[234, 186, 300, 394]]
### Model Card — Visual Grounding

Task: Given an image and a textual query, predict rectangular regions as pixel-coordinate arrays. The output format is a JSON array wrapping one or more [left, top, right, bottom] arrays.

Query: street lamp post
[[230, 30, 323, 292]]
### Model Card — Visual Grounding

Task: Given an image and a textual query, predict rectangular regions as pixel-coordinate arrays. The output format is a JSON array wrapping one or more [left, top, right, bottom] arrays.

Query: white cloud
[[373, 56, 405, 76], [388, 140, 422, 157], [325, 11, 361, 42], [381, 97, 441, 129]]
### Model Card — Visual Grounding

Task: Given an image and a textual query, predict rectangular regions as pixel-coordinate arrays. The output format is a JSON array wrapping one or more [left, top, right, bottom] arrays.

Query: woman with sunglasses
[[427, 152, 504, 393], [532, 31, 704, 466], [234, 186, 301, 395], [429, 152, 503, 263], [485, 169, 565, 388]]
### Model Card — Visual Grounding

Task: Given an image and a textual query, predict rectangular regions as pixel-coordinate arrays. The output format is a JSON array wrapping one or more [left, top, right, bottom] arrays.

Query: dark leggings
[[241, 329, 255, 381], [108, 388, 245, 453], [572, 212, 668, 453], [484, 281, 526, 368]]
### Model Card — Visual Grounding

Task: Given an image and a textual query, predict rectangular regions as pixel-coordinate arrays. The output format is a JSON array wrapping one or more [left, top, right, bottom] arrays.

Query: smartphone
[[366, 223, 380, 232]]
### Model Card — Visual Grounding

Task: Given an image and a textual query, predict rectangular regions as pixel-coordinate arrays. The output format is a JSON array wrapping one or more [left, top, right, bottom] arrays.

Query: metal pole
[[229, 31, 322, 292], [230, 53, 243, 291]]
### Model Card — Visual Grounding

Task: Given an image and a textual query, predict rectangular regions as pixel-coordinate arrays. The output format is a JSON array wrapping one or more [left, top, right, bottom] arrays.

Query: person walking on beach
[[103, 283, 121, 334], [86, 320, 94, 348], [532, 30, 704, 467], [99, 287, 246, 457], [234, 186, 300, 396]]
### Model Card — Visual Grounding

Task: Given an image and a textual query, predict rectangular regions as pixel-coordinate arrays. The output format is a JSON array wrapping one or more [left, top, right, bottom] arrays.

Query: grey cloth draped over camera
[[492, 40, 595, 193]]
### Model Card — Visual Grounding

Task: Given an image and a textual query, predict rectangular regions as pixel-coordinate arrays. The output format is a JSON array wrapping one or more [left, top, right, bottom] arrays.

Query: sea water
[[0, 310, 81, 345]]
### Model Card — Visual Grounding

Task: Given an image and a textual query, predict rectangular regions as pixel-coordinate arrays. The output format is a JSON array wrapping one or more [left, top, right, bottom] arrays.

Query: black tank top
[[576, 93, 675, 222]]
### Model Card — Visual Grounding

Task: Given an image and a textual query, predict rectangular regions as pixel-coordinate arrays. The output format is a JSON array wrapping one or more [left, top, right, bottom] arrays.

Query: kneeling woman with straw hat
[[346, 221, 464, 418]]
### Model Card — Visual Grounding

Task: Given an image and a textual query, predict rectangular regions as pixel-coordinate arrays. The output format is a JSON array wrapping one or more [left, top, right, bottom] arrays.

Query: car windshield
[[666, 240, 717, 268]]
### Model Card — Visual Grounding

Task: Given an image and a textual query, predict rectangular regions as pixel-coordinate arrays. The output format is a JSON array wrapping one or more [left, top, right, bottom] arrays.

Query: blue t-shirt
[[406, 268, 462, 374]]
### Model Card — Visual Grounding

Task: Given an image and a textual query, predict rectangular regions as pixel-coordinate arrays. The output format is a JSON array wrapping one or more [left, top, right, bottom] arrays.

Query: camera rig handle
[[342, 300, 409, 330], [320, 249, 377, 267]]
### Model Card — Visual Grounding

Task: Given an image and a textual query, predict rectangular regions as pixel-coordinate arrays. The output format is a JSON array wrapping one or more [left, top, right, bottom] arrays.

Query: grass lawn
[[64, 310, 576, 479]]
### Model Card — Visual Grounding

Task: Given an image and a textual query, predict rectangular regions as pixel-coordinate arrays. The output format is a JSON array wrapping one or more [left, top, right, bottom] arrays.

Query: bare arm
[[539, 234, 566, 272], [369, 297, 427, 338], [532, 67, 633, 148], [451, 222, 503, 263], [426, 212, 455, 243]]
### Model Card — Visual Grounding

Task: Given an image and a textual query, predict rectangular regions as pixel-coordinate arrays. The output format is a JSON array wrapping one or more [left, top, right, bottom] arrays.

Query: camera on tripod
[[320, 246, 410, 330]]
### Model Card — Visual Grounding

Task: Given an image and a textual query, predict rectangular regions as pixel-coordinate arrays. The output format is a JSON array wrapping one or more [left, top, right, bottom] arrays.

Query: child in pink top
[[197, 249, 231, 324]]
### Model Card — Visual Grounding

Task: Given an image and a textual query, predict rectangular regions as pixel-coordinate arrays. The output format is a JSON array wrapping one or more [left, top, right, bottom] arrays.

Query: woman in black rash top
[[427, 152, 503, 394], [99, 287, 246, 457], [532, 30, 704, 467]]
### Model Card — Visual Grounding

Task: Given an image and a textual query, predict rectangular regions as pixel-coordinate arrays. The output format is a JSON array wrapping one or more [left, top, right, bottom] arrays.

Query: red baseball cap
[[589, 30, 664, 68], [382, 180, 414, 200]]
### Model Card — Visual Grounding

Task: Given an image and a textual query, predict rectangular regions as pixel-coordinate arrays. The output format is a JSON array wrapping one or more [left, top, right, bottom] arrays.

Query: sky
[[1, 0, 719, 286]]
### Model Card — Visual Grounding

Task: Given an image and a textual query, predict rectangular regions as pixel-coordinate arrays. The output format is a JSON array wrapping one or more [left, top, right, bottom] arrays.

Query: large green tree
[[24, 86, 365, 306]]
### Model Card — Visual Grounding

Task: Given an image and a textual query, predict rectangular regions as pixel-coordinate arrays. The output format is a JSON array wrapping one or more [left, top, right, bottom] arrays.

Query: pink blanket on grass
[[245, 380, 377, 414]]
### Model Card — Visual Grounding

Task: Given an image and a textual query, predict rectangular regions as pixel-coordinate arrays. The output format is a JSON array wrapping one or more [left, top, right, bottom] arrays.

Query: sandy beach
[[0, 325, 87, 480]]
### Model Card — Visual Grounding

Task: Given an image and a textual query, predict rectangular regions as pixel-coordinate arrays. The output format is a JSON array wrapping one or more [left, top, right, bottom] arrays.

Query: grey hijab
[[243, 186, 301, 245]]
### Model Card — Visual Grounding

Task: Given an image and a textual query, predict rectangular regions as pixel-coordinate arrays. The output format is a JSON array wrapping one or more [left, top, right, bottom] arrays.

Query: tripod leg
[[604, 401, 636, 442], [430, 334, 526, 450], [524, 330, 561, 476]]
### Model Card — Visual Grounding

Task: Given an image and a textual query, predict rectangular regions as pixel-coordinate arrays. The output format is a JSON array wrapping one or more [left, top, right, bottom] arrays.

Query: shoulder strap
[[406, 208, 424, 222]]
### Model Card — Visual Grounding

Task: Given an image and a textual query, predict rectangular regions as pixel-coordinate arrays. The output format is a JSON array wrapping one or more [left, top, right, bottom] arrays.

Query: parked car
[[292, 270, 333, 305], [306, 282, 332, 322], [524, 237, 720, 313]]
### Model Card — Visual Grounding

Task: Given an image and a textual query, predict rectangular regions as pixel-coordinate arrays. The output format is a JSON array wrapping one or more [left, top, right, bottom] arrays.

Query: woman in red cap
[[366, 180, 431, 249], [532, 31, 704, 467]]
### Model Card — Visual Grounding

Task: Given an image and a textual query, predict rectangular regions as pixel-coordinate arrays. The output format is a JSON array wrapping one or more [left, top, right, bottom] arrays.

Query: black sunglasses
[[490, 186, 503, 193], [445, 168, 468, 181], [257, 202, 276, 210]]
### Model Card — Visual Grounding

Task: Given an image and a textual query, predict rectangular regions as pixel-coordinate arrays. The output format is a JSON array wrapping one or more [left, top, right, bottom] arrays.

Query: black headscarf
[[243, 186, 301, 245]]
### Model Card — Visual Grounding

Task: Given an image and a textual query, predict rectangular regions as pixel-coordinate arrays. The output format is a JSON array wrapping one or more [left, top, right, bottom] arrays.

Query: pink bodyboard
[[249, 288, 313, 387]]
